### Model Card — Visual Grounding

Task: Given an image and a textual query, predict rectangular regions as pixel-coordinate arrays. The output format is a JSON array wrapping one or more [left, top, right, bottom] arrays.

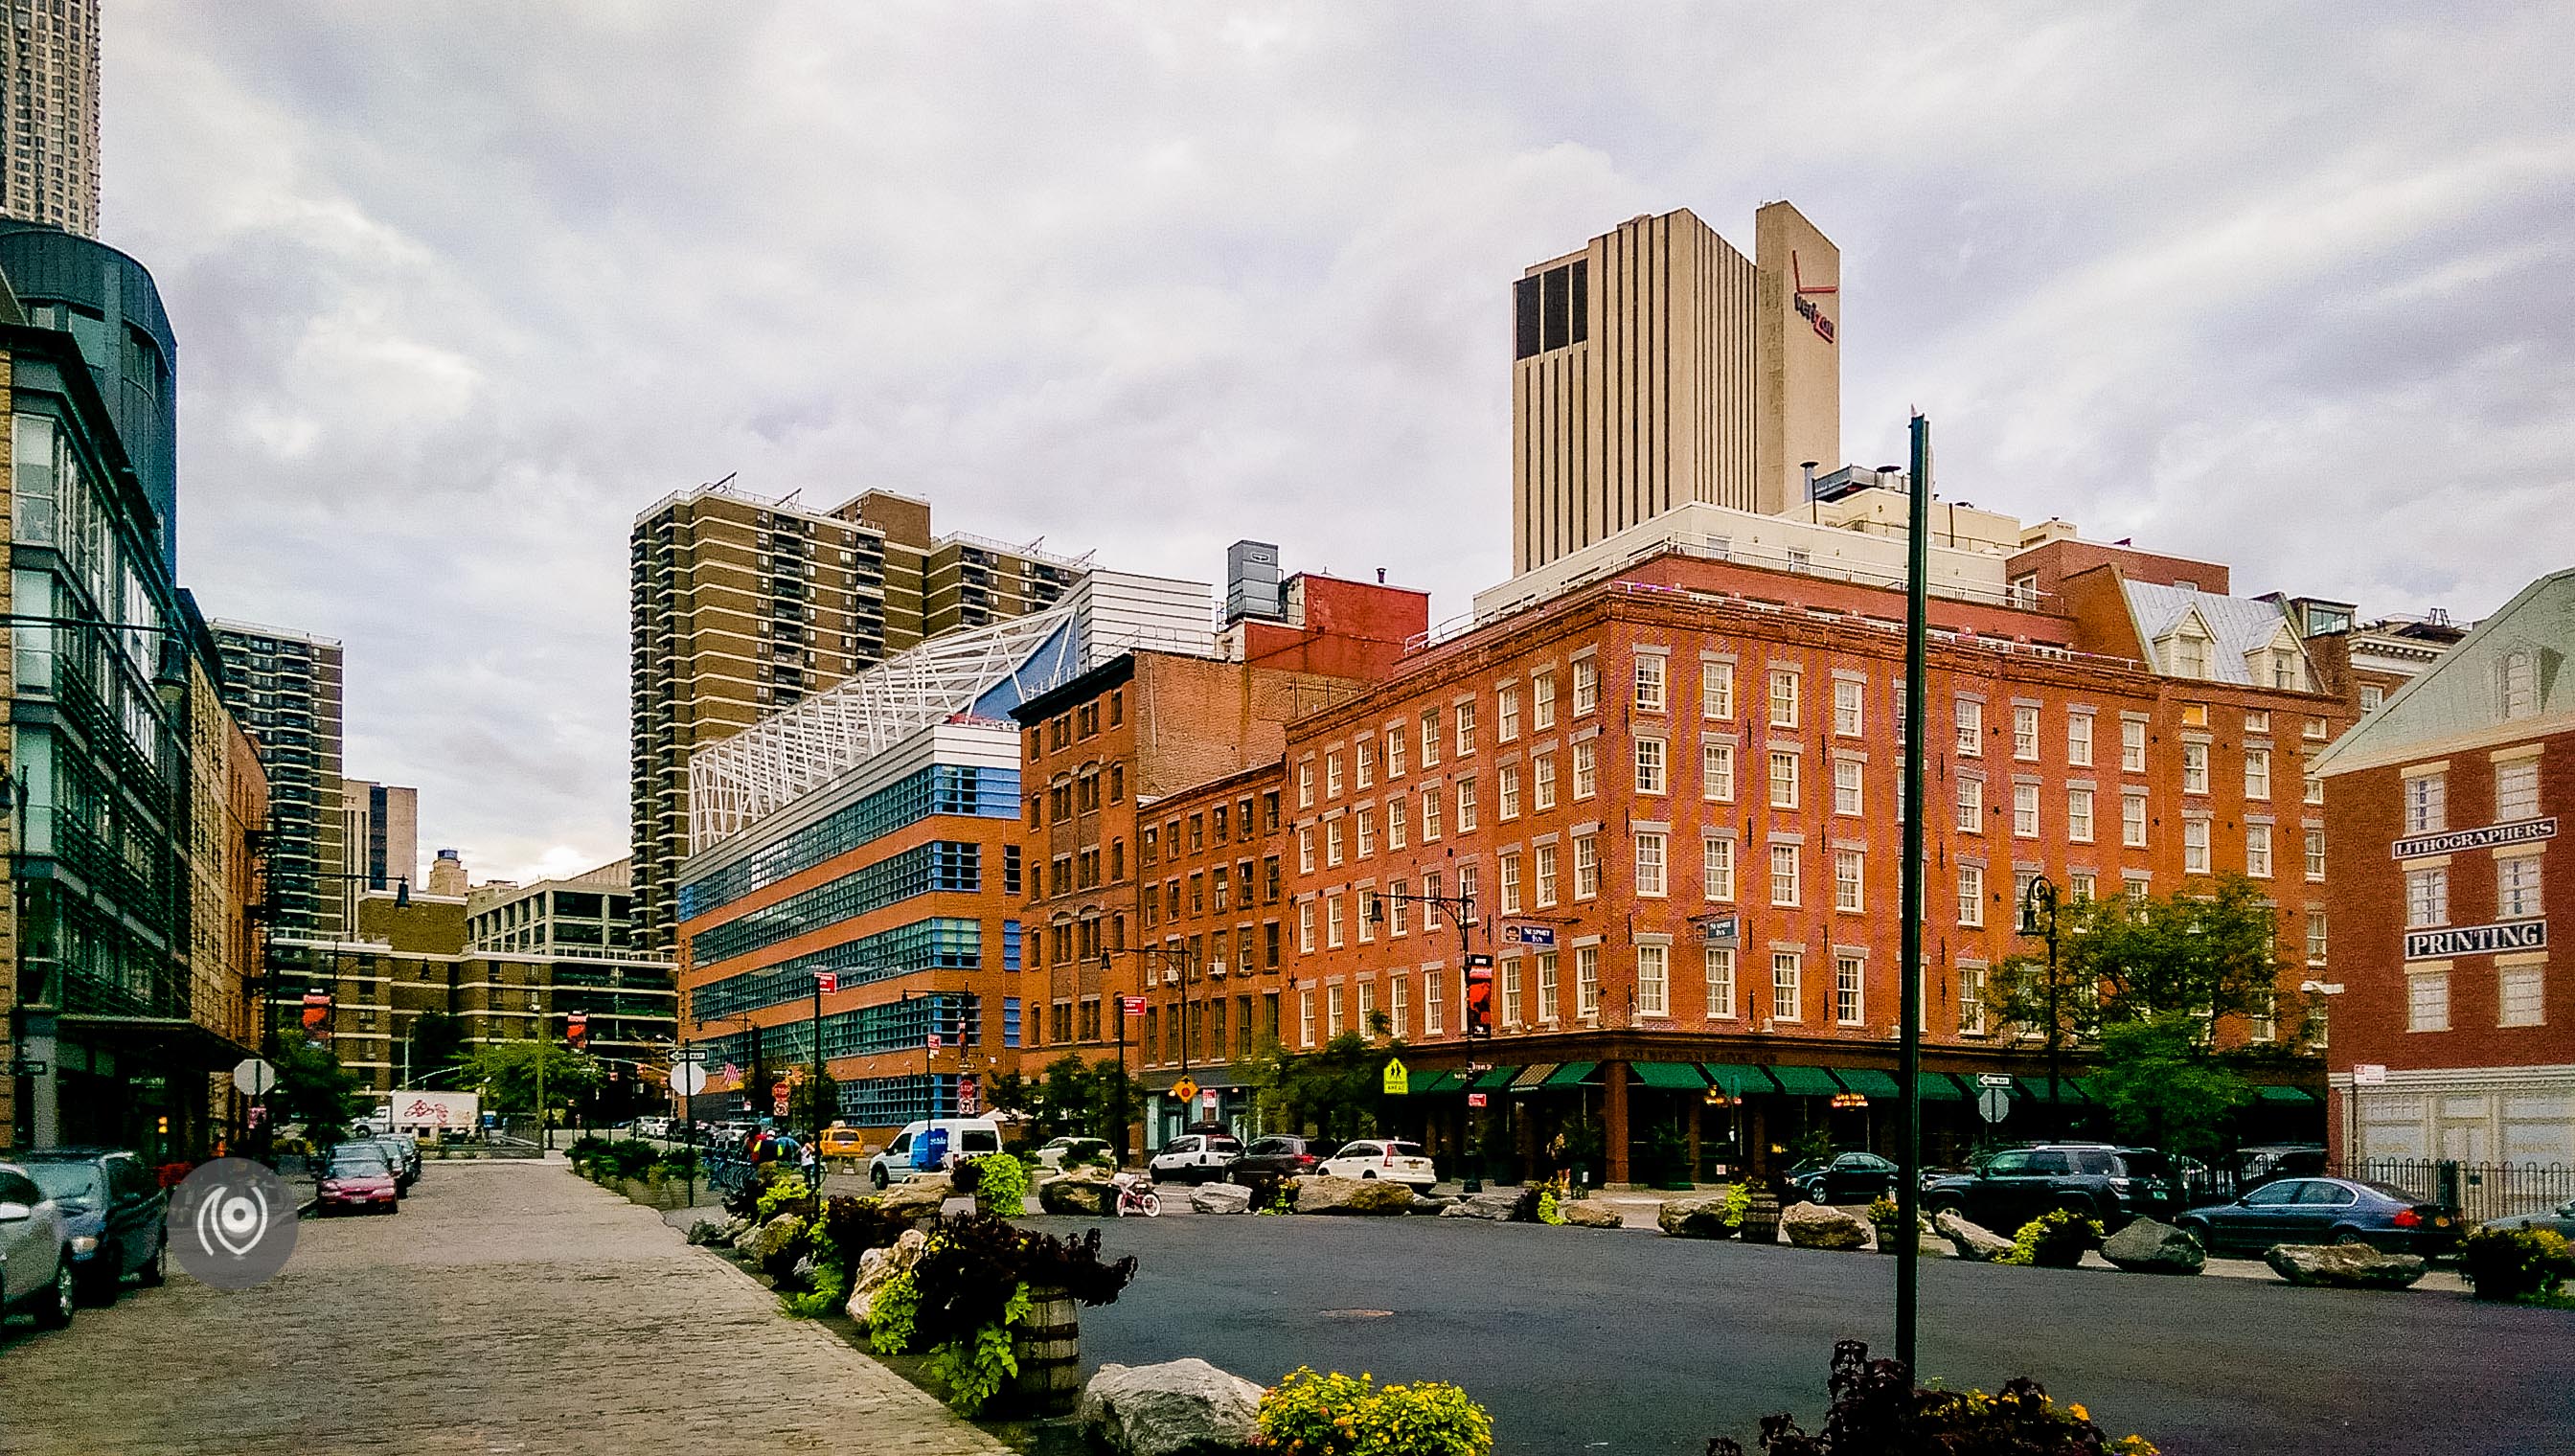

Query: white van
[[867, 1118, 1004, 1189]]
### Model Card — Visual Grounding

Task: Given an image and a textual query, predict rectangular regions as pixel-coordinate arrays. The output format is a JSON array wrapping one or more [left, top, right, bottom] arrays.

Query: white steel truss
[[688, 602, 1079, 853]]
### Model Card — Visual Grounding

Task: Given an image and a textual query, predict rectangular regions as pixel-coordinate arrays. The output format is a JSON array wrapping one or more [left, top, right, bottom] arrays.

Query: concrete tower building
[[1511, 201, 1841, 574], [0, 0, 100, 239], [340, 779, 420, 921], [212, 622, 348, 943]]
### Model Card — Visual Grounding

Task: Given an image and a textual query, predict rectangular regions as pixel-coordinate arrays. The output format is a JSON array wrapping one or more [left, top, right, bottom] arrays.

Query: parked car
[[1231, 1135, 1323, 1180], [1148, 1133, 1243, 1185], [867, 1118, 1004, 1189], [1787, 1151, 1903, 1206], [2230, 1144, 2329, 1194], [14, 1149, 166, 1303], [2176, 1176, 2459, 1257], [1029, 1136, 1113, 1172], [1922, 1144, 2176, 1233], [1317, 1139, 1437, 1190], [0, 1162, 76, 1330], [814, 1125, 868, 1159], [318, 1144, 402, 1216], [368, 1135, 420, 1191], [2478, 1198, 2575, 1240]]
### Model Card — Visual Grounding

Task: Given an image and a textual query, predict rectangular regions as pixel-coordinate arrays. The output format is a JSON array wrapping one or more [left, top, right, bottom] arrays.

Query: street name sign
[[1977, 1074, 2014, 1089], [1502, 923, 1557, 947]]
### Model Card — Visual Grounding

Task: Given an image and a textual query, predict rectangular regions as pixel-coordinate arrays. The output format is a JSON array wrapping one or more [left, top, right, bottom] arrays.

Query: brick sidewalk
[[0, 1158, 1007, 1454]]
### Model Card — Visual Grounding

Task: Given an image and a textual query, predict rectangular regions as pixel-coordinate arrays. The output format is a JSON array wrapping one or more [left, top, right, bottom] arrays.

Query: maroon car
[[318, 1144, 400, 1215]]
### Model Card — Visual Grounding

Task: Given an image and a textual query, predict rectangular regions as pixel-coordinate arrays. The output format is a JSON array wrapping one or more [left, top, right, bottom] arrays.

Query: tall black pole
[[1115, 1001, 1130, 1167], [1896, 412, 1932, 1376], [810, 975, 825, 1152], [2045, 893, 2063, 1138]]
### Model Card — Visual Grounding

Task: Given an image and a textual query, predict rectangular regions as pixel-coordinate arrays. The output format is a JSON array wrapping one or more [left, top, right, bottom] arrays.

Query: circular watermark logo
[[166, 1158, 298, 1290]]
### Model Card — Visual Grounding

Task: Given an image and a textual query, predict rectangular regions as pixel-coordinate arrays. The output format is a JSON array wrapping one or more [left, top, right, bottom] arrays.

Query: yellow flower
[[2072, 1403, 2090, 1422]]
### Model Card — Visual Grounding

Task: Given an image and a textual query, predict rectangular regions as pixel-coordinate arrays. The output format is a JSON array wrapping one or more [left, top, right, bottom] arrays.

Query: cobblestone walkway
[[0, 1158, 1007, 1455]]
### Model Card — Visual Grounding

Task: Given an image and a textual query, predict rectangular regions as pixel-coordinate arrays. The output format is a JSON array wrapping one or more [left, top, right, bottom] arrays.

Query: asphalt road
[[1030, 1212, 2573, 1456]]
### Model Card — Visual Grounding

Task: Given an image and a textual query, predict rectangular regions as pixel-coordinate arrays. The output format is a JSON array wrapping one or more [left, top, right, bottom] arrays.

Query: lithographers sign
[[2404, 920, 2548, 961], [2391, 817, 2556, 859]]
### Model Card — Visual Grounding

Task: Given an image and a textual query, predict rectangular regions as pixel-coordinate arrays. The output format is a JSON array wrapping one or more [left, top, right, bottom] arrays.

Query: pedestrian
[[799, 1141, 820, 1189]]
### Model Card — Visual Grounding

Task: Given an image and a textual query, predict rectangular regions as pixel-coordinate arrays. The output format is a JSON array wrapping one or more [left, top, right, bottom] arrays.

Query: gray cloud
[[105, 2, 2575, 880]]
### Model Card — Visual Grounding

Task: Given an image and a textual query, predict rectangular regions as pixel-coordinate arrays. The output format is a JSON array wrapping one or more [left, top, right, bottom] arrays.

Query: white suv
[[868, 1118, 1004, 1189], [1148, 1132, 1243, 1185]]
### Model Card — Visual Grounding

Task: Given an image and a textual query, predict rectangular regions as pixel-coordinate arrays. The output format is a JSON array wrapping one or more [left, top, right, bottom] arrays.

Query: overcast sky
[[106, 3, 2575, 884]]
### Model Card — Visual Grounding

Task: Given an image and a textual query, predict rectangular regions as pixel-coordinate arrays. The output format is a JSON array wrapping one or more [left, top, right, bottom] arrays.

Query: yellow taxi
[[815, 1125, 869, 1159]]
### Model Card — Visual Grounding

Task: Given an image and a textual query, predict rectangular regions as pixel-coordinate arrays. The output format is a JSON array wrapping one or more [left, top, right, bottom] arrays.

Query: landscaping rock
[[1038, 1168, 1114, 1217], [1934, 1210, 2014, 1263], [683, 1217, 735, 1246], [1439, 1189, 1525, 1221], [846, 1227, 928, 1327], [878, 1174, 953, 1220], [1079, 1357, 1265, 1456], [2265, 1242, 2427, 1290], [1187, 1181, 1254, 1215], [738, 1212, 805, 1265], [1655, 1194, 1740, 1239], [1409, 1194, 1457, 1216], [2103, 1217, 2206, 1275], [1294, 1174, 1415, 1215], [1559, 1199, 1625, 1229], [1782, 1200, 1872, 1251]]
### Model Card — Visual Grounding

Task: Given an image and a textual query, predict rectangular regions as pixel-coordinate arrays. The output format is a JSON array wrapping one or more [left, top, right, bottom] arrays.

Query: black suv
[[1923, 1144, 2175, 1234]]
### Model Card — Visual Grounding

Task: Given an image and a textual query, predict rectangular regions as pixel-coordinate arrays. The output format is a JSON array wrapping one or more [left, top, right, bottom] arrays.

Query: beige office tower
[[628, 481, 1085, 950], [1510, 201, 1841, 574], [0, 0, 99, 237]]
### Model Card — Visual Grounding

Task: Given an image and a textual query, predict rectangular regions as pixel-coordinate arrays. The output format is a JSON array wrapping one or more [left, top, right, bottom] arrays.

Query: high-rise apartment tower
[[0, 0, 99, 239], [1511, 201, 1840, 574], [213, 622, 348, 943]]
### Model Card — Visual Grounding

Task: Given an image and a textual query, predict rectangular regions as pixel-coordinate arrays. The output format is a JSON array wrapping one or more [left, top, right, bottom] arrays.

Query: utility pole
[[2020, 876, 2065, 1137], [535, 1012, 547, 1154], [810, 972, 826, 1151], [1102, 945, 1196, 1142], [1895, 412, 1932, 1376]]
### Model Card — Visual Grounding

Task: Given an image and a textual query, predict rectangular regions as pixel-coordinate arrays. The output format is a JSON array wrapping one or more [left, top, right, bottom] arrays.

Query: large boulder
[[846, 1228, 929, 1327], [1782, 1200, 1872, 1250], [1559, 1199, 1625, 1229], [1079, 1358, 1265, 1456], [2265, 1242, 2428, 1290], [1038, 1168, 1115, 1217], [685, 1216, 743, 1247], [879, 1174, 954, 1220], [1656, 1194, 1740, 1239], [1409, 1194, 1457, 1216], [739, 1212, 806, 1264], [1295, 1174, 1415, 1216], [1934, 1210, 2014, 1263], [1187, 1181, 1254, 1215], [2102, 1217, 2206, 1274], [1438, 1190, 1525, 1221]]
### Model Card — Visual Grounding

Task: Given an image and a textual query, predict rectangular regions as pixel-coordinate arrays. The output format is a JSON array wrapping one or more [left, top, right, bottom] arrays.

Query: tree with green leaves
[[271, 1032, 369, 1147], [403, 1011, 467, 1082], [1034, 1055, 1147, 1143], [787, 1069, 839, 1133], [983, 1069, 1034, 1121], [1242, 1033, 1404, 1143], [2088, 1014, 2253, 1159], [1987, 875, 2296, 1045], [457, 1040, 604, 1117]]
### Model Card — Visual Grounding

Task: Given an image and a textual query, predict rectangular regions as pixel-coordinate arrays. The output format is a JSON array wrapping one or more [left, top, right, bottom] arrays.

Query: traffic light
[[565, 1011, 589, 1050]]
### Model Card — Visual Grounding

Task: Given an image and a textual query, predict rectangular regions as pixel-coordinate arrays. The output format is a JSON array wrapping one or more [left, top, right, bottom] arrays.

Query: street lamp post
[[1102, 945, 1196, 1145], [1369, 885, 1485, 1191], [2018, 875, 2065, 1137]]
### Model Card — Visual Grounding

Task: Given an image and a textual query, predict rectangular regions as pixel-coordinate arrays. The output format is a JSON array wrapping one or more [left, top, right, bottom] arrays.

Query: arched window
[[2501, 649, 2538, 718]]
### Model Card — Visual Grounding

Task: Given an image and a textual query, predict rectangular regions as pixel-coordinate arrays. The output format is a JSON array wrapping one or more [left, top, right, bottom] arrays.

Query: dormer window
[[2165, 628, 2209, 679], [2502, 649, 2538, 718]]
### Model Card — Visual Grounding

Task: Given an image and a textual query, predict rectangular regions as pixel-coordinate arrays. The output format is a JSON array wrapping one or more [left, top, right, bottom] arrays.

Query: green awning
[[2258, 1085, 2321, 1104], [1915, 1072, 1969, 1102], [1700, 1062, 1773, 1097], [1542, 1061, 1600, 1087], [2017, 1076, 2086, 1103], [1834, 1068, 1902, 1099], [1766, 1065, 1841, 1097], [1470, 1066, 1520, 1090], [1412, 1071, 1462, 1095], [1511, 1063, 1559, 1090], [1630, 1060, 1709, 1090]]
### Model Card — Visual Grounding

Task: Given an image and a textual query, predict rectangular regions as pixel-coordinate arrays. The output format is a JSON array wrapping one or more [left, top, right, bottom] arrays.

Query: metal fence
[[2336, 1157, 2575, 1223]]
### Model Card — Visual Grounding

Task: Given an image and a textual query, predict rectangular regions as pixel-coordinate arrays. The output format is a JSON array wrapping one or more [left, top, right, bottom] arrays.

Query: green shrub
[[1710, 1340, 2156, 1455], [867, 1267, 921, 1354], [2460, 1224, 2575, 1303], [754, 1172, 814, 1223], [781, 1232, 850, 1317], [1257, 1367, 1494, 1456], [1719, 1181, 1753, 1229], [1999, 1209, 2105, 1268], [970, 1153, 1032, 1215]]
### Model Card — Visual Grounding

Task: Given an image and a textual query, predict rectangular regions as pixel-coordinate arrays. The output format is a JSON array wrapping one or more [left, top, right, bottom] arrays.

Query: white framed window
[[1498, 851, 1523, 915], [2122, 792, 2148, 849], [1957, 863, 1984, 926], [1834, 759, 1863, 815], [1454, 702, 1477, 756], [1533, 754, 1558, 811], [1770, 950, 1802, 1022], [1958, 964, 1988, 1035], [1389, 976, 1409, 1037], [1635, 737, 1668, 794], [1500, 958, 1524, 1029], [1576, 945, 1601, 1021], [2068, 787, 2095, 843], [1768, 670, 1800, 729], [2182, 741, 2209, 795], [1834, 848, 1864, 911], [1769, 843, 1800, 907], [1385, 724, 1406, 778], [1496, 683, 1520, 742], [2498, 760, 2541, 822], [2499, 964, 2545, 1028], [1573, 834, 1600, 900], [2183, 818, 2210, 874], [1297, 762, 1314, 808], [1356, 808, 1376, 857], [2306, 909, 2328, 966], [2245, 748, 2270, 801], [1634, 654, 1667, 713], [1298, 899, 1315, 952], [2246, 824, 2272, 878], [1834, 954, 1865, 1025], [1419, 710, 1442, 767], [2306, 828, 2327, 882], [1298, 828, 1315, 874], [2359, 685, 2384, 712], [1387, 799, 1408, 850], [1956, 776, 1984, 832], [1769, 750, 1800, 809], [1455, 777, 1478, 831], [2121, 718, 2148, 773], [1420, 788, 1443, 841], [1356, 889, 1377, 942], [2499, 853, 2544, 920], [2069, 871, 2097, 901], [2246, 987, 2276, 1044], [1834, 679, 1863, 738], [1325, 892, 1345, 948], [1634, 831, 1668, 897], [1702, 660, 1735, 719], [2305, 774, 2323, 806], [1390, 879, 1409, 935], [1424, 971, 1443, 1035], [2014, 704, 2039, 761], [1703, 741, 1736, 802], [1327, 984, 1345, 1036], [1535, 844, 1559, 908], [1572, 657, 1600, 717], [2407, 969, 2449, 1033], [1356, 738, 1374, 788], [2014, 783, 2040, 838], [1705, 946, 1736, 1019], [1326, 749, 1344, 798], [1573, 740, 1598, 800], [1955, 698, 1983, 757], [2404, 771, 2446, 834], [2503, 650, 2539, 718], [1532, 672, 1557, 732], [1536, 952, 1559, 1024], [2067, 713, 2094, 767], [1326, 817, 1344, 867], [1299, 990, 1315, 1046], [1498, 764, 1521, 821], [1703, 835, 1736, 900], [1637, 944, 1670, 1018]]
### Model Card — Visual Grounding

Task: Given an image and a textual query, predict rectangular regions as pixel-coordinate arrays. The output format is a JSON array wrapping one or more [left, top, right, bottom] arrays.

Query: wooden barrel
[[1741, 1184, 1782, 1243], [1010, 1285, 1082, 1417]]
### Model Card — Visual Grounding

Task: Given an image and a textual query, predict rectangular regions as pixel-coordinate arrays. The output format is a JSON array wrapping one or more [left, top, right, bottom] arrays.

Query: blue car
[[18, 1148, 167, 1304], [2176, 1175, 2459, 1259]]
